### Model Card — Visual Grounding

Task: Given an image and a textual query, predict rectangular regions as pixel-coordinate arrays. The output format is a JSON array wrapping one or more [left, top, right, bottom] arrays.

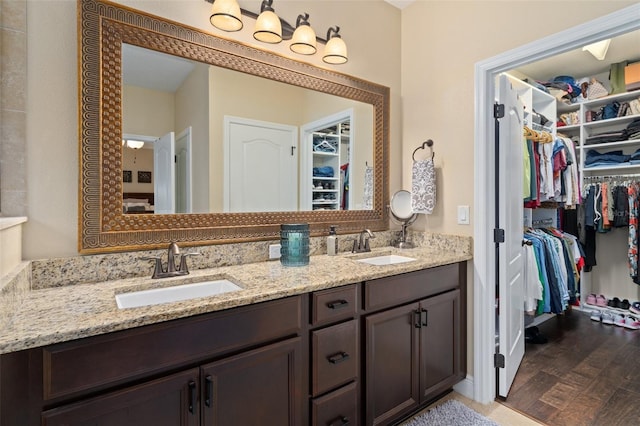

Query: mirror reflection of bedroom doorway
[[122, 129, 193, 214]]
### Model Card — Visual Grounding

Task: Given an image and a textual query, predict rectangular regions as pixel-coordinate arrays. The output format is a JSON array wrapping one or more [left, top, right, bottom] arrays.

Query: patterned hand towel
[[363, 165, 374, 209], [411, 158, 436, 214]]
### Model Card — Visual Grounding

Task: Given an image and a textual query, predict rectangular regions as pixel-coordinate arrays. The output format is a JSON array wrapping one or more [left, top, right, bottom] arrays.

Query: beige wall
[[23, 0, 402, 259], [400, 0, 637, 378]]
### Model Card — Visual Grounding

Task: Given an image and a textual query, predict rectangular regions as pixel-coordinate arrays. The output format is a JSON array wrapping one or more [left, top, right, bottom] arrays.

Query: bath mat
[[402, 399, 499, 426]]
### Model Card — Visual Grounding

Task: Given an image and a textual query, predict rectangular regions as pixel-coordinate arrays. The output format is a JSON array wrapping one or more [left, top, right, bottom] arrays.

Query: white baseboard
[[453, 375, 474, 400]]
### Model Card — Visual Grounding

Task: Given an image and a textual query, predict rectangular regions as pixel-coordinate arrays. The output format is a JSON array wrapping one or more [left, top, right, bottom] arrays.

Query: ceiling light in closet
[[582, 39, 611, 61], [122, 139, 145, 149]]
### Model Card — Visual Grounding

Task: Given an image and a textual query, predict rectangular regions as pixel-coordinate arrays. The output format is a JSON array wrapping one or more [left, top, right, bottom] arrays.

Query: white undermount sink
[[356, 254, 416, 266], [115, 279, 242, 309]]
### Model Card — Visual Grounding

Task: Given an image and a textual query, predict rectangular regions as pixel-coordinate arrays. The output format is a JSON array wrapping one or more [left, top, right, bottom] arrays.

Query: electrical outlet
[[269, 243, 281, 259]]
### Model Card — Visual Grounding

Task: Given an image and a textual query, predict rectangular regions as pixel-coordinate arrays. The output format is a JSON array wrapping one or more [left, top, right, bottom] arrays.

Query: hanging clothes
[[580, 177, 640, 284], [523, 227, 583, 314]]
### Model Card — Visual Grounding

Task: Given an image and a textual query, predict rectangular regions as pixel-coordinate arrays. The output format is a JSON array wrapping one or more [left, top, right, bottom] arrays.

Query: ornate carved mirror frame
[[78, 0, 389, 253]]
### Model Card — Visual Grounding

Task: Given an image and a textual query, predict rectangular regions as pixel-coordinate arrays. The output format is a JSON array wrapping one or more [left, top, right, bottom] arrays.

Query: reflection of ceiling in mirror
[[122, 44, 196, 92]]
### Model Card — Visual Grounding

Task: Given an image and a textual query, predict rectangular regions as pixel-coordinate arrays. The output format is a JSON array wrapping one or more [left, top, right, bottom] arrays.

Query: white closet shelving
[[556, 91, 640, 181], [309, 121, 350, 210]]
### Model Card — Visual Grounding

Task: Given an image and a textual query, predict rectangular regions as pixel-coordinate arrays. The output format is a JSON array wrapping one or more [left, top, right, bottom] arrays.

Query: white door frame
[[473, 4, 640, 404]]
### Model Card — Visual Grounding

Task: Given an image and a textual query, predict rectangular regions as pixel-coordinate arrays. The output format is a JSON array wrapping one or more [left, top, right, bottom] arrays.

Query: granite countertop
[[0, 246, 471, 354]]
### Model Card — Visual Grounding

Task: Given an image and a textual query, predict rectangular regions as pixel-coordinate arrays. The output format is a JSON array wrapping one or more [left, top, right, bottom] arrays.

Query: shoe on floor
[[525, 327, 548, 344], [596, 294, 608, 307], [602, 311, 614, 325], [586, 294, 597, 305], [590, 310, 601, 322], [630, 302, 640, 315], [614, 313, 627, 327], [624, 316, 640, 330]]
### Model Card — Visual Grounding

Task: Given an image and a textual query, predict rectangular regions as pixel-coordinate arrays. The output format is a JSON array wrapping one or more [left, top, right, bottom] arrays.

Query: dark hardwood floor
[[500, 308, 640, 425]]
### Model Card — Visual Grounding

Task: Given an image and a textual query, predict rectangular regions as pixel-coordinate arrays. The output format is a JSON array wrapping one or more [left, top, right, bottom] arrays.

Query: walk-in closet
[[496, 27, 640, 424]]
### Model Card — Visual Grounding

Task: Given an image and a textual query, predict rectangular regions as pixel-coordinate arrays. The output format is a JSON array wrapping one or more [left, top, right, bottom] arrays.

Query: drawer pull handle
[[328, 416, 350, 426], [188, 380, 196, 414], [205, 375, 213, 407], [327, 299, 349, 309], [421, 309, 428, 327], [327, 351, 350, 364]]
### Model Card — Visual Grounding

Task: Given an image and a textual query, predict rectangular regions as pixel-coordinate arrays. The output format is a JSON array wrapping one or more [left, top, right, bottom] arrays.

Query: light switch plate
[[269, 244, 281, 259], [457, 205, 470, 225]]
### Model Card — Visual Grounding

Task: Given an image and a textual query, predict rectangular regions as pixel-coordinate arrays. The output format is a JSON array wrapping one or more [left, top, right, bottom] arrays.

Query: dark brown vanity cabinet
[[363, 264, 466, 426], [3, 296, 305, 426], [309, 284, 360, 426]]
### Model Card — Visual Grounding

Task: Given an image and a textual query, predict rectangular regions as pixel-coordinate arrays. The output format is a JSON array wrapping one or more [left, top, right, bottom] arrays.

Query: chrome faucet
[[142, 242, 200, 279], [352, 229, 375, 253]]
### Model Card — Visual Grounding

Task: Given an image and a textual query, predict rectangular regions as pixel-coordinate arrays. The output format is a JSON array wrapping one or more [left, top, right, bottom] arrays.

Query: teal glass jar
[[280, 224, 310, 267]]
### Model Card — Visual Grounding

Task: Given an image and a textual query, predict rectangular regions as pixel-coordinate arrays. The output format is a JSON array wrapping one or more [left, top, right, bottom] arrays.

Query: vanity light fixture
[[253, 0, 282, 44], [210, 0, 243, 32], [205, 0, 348, 64], [582, 39, 611, 61], [290, 13, 317, 55], [323, 27, 348, 64]]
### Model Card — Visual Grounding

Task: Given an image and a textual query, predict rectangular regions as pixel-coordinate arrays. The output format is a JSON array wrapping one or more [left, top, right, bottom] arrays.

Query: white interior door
[[497, 74, 525, 397], [154, 131, 175, 214], [224, 117, 298, 212]]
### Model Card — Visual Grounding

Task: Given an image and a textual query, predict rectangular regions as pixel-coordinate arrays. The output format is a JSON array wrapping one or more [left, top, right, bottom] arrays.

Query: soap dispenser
[[327, 225, 338, 256]]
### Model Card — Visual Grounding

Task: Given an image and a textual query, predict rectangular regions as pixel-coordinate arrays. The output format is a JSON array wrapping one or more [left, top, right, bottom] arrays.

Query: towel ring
[[412, 139, 434, 161]]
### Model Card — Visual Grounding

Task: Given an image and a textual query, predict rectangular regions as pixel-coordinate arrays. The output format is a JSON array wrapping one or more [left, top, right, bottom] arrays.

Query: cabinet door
[[419, 289, 461, 402], [41, 368, 199, 426], [365, 302, 420, 426], [201, 337, 302, 426]]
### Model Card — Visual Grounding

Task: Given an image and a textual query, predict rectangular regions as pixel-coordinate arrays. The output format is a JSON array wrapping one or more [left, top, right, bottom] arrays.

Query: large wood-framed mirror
[[79, 0, 389, 253]]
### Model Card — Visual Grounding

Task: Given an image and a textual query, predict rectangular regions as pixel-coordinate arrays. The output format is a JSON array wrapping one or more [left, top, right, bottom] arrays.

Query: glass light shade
[[210, 0, 243, 32], [125, 140, 145, 149], [290, 25, 317, 55], [323, 37, 348, 64], [254, 10, 282, 43]]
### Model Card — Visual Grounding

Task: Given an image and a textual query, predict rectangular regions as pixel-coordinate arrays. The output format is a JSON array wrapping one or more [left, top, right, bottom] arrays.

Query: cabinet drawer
[[42, 296, 302, 401], [311, 284, 358, 326], [364, 263, 461, 312], [311, 381, 358, 426], [311, 319, 358, 396]]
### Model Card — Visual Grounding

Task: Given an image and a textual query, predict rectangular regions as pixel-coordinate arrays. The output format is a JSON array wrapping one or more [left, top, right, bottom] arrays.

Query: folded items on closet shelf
[[584, 149, 630, 168], [312, 166, 334, 177], [585, 131, 627, 145]]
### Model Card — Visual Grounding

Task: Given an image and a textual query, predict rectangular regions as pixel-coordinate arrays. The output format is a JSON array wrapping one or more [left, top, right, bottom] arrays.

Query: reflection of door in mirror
[[223, 117, 298, 213]]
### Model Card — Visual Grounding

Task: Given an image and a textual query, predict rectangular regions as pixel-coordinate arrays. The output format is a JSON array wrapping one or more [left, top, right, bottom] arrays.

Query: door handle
[[187, 380, 196, 414], [421, 309, 428, 327], [205, 375, 213, 407], [414, 309, 422, 328]]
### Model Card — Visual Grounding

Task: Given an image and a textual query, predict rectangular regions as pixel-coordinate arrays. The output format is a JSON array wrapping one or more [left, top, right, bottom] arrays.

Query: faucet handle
[[178, 252, 200, 274], [140, 256, 164, 279]]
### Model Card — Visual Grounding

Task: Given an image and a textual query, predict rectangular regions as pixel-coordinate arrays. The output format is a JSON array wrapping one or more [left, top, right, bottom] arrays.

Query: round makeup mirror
[[389, 190, 418, 249]]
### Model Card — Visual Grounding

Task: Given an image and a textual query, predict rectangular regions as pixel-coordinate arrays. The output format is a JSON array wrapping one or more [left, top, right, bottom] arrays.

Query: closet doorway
[[472, 3, 640, 405]]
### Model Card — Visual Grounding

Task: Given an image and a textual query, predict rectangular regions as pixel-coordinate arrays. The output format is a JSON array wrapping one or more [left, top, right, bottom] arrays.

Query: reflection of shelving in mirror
[[302, 110, 354, 211]]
